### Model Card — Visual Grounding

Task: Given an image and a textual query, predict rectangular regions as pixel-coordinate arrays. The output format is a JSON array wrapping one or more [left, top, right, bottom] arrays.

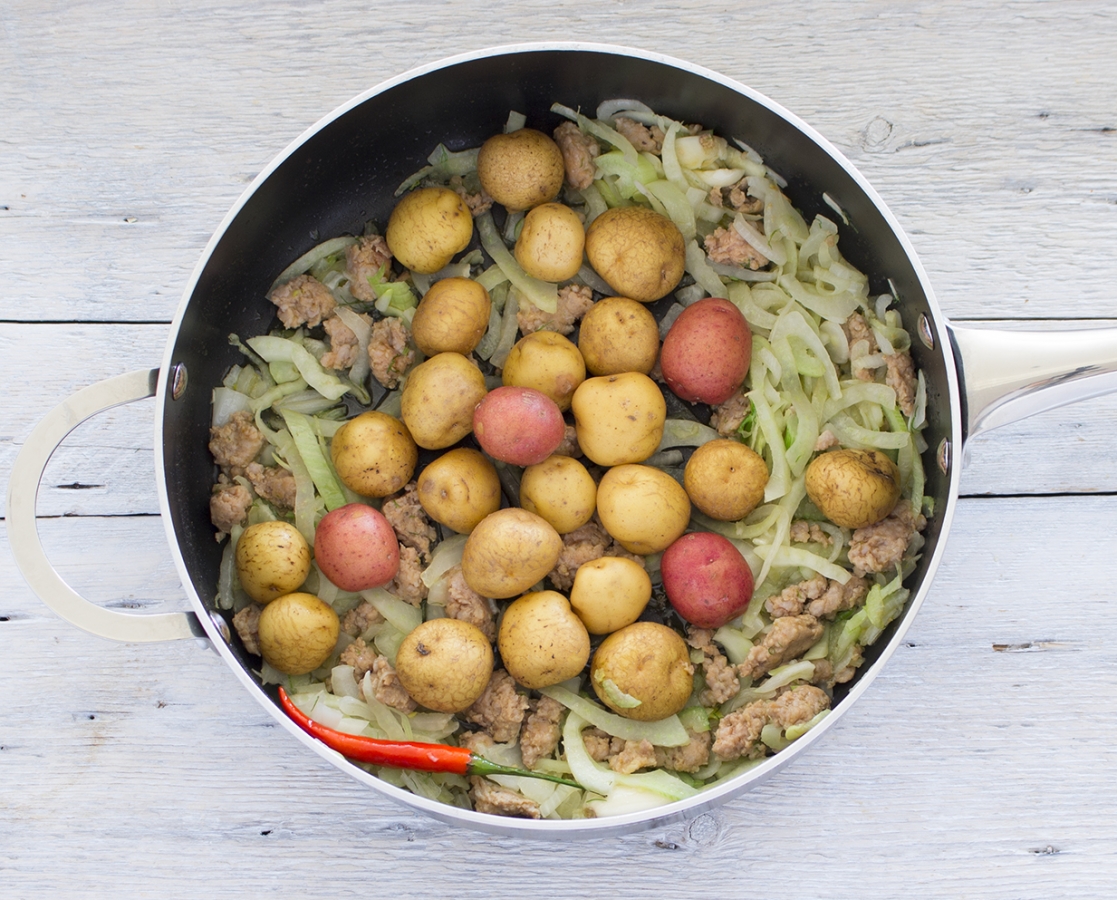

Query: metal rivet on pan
[[937, 438, 951, 474], [209, 611, 231, 644], [918, 314, 935, 350], [170, 362, 188, 400]]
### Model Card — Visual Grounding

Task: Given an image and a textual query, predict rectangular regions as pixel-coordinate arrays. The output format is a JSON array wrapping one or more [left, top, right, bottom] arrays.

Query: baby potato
[[577, 296, 659, 376], [312, 503, 399, 592], [257, 591, 340, 675], [385, 186, 473, 274], [410, 276, 492, 356], [683, 439, 769, 521], [394, 618, 494, 713], [416, 447, 502, 534], [805, 448, 902, 529], [590, 622, 694, 721], [660, 531, 755, 629], [498, 590, 591, 690], [461, 508, 563, 599], [519, 455, 597, 535], [399, 352, 488, 450], [569, 556, 651, 635], [660, 296, 752, 405], [472, 385, 566, 466], [596, 464, 691, 555], [331, 409, 418, 498], [513, 202, 586, 282], [476, 128, 565, 212], [235, 520, 312, 604], [584, 206, 686, 302], [501, 330, 585, 411], [570, 372, 666, 466]]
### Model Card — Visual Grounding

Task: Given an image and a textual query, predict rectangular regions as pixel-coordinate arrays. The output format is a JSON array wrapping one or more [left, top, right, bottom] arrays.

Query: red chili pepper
[[277, 686, 582, 788]]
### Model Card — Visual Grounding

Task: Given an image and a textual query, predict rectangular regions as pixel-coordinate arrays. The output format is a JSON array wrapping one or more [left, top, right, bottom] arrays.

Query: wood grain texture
[[4, 0, 1117, 897]]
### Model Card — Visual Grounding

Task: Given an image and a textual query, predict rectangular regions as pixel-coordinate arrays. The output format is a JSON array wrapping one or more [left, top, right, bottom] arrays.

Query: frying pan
[[10, 42, 1117, 837]]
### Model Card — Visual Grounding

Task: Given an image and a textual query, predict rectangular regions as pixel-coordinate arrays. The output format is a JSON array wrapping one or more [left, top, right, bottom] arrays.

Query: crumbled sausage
[[320, 312, 369, 370], [687, 627, 740, 706], [609, 739, 657, 774], [339, 637, 379, 681], [847, 502, 926, 577], [449, 174, 494, 217], [655, 728, 712, 774], [519, 696, 565, 770], [709, 389, 751, 437], [845, 312, 877, 354], [789, 520, 832, 546], [340, 600, 385, 637], [382, 483, 437, 563], [552, 424, 583, 458], [368, 655, 416, 713], [209, 410, 265, 472], [582, 726, 624, 762], [703, 226, 769, 269], [245, 462, 297, 510], [210, 478, 252, 538], [766, 574, 828, 619], [517, 284, 595, 336], [232, 603, 262, 656], [712, 685, 830, 761], [368, 316, 415, 389], [470, 777, 541, 819], [444, 565, 496, 642], [885, 351, 917, 417], [723, 179, 765, 214], [553, 121, 600, 190], [814, 429, 840, 452], [614, 116, 662, 154], [268, 273, 336, 328], [345, 235, 393, 303], [738, 614, 824, 680], [462, 670, 529, 744], [768, 684, 829, 730], [549, 521, 643, 592], [808, 574, 868, 620], [387, 544, 427, 607]]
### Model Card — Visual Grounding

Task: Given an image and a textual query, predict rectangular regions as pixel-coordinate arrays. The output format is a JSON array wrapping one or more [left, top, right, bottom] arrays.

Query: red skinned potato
[[660, 531, 754, 629], [472, 385, 565, 466], [313, 503, 400, 592], [660, 297, 752, 405]]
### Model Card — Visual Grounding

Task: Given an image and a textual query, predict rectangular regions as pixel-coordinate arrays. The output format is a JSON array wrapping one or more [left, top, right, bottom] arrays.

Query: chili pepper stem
[[467, 755, 583, 788]]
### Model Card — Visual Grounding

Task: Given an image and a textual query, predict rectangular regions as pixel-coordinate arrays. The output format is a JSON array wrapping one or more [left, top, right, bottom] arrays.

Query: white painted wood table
[[3, 2, 1117, 897]]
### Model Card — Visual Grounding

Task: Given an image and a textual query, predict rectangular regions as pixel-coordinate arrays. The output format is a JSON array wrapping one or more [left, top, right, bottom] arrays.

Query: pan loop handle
[[6, 368, 206, 643]]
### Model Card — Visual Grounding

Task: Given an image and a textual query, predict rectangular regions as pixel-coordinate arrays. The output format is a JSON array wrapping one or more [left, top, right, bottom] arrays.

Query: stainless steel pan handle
[[6, 368, 205, 642], [949, 324, 1117, 442]]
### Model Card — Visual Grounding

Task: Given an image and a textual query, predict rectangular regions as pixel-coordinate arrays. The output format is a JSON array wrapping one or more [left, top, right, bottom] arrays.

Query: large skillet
[[10, 43, 1117, 837]]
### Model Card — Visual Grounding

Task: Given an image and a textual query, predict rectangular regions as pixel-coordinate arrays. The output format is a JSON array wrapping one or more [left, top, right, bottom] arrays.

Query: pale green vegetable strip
[[684, 239, 729, 299], [269, 236, 357, 291], [752, 544, 853, 583], [551, 103, 639, 166], [247, 335, 351, 400], [784, 710, 830, 741], [541, 685, 689, 746], [644, 179, 696, 240], [562, 713, 618, 796], [250, 378, 310, 413], [475, 211, 558, 313], [362, 587, 424, 636], [656, 418, 720, 451], [777, 274, 862, 323], [279, 409, 347, 511], [267, 424, 324, 543]]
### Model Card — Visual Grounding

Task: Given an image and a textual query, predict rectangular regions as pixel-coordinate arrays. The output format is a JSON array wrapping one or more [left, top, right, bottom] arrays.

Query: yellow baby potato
[[330, 409, 418, 499], [590, 622, 694, 721], [399, 352, 488, 450], [513, 202, 586, 282], [460, 508, 564, 599], [584, 206, 686, 302], [410, 276, 492, 357], [805, 448, 902, 529], [577, 296, 660, 376], [501, 330, 586, 411], [569, 556, 652, 635], [596, 464, 691, 555], [519, 455, 597, 535], [257, 592, 339, 675], [416, 447, 502, 534], [235, 520, 312, 605], [498, 590, 591, 690], [385, 185, 473, 274], [683, 438, 770, 521], [570, 372, 666, 466], [394, 618, 494, 713], [476, 128, 565, 212]]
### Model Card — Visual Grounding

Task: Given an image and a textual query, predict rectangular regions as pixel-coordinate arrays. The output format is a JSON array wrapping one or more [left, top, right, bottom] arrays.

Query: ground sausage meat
[[209, 410, 265, 472], [519, 696, 565, 770], [338, 637, 379, 681], [553, 121, 600, 190], [268, 274, 336, 328], [387, 545, 427, 607], [609, 739, 657, 774], [713, 685, 830, 761], [232, 603, 262, 656], [552, 424, 583, 458], [210, 479, 252, 537], [703, 225, 769, 269], [345, 234, 393, 303], [245, 462, 297, 510], [583, 726, 624, 762], [789, 520, 833, 546], [767, 574, 868, 621], [449, 174, 494, 217], [368, 655, 416, 713], [462, 670, 529, 744], [738, 614, 824, 680], [885, 350, 918, 417], [614, 116, 663, 153], [655, 728, 712, 774], [548, 520, 643, 592], [687, 627, 740, 706], [848, 502, 926, 577], [517, 284, 594, 336], [368, 317, 415, 389], [340, 600, 384, 637], [709, 389, 751, 437], [470, 777, 541, 819], [320, 312, 368, 371], [443, 565, 496, 642], [383, 483, 437, 563]]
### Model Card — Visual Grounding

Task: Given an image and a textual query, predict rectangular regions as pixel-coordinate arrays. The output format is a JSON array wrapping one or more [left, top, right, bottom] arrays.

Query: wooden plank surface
[[3, 1, 1117, 897]]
